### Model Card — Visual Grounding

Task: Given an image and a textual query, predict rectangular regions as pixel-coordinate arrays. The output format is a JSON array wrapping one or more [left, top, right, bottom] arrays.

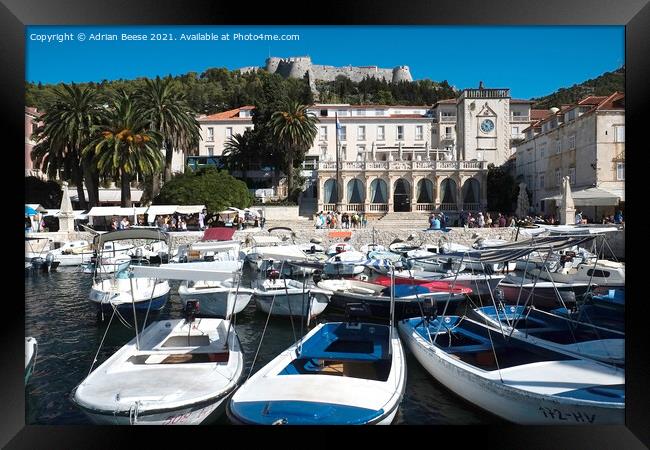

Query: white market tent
[[87, 206, 148, 217], [43, 209, 88, 220], [174, 205, 206, 215], [144, 205, 206, 223], [541, 187, 624, 207]]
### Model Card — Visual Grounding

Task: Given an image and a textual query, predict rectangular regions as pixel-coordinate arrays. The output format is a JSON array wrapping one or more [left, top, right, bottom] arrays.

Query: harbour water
[[25, 266, 502, 425]]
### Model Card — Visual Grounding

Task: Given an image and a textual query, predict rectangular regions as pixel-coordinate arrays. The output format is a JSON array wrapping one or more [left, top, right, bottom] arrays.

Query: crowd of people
[[457, 211, 517, 228], [314, 211, 367, 229]]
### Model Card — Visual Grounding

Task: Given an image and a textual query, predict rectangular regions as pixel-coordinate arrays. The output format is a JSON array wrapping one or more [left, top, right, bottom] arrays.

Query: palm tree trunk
[[164, 139, 173, 182], [72, 165, 88, 210], [82, 159, 99, 208], [121, 172, 132, 208], [287, 154, 294, 201]]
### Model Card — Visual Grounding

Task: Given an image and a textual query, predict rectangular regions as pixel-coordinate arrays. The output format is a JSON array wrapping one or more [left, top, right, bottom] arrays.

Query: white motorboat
[[326, 242, 355, 256], [172, 240, 240, 263], [50, 240, 133, 267], [406, 248, 466, 274], [531, 259, 624, 287], [497, 272, 590, 309], [178, 279, 254, 318], [323, 251, 367, 276], [228, 305, 407, 425], [73, 316, 243, 425], [88, 230, 172, 312], [82, 256, 132, 275], [25, 337, 38, 383], [252, 277, 331, 319], [398, 315, 624, 424]]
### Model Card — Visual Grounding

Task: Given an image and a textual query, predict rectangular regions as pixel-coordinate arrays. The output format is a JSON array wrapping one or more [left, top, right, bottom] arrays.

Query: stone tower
[[265, 57, 282, 74], [392, 66, 413, 83]]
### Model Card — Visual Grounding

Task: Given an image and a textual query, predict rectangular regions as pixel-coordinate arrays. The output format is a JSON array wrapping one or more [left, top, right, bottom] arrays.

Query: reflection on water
[[25, 266, 498, 425]]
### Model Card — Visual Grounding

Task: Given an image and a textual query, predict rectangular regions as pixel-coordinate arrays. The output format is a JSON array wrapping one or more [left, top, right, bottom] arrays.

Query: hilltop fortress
[[239, 56, 413, 84]]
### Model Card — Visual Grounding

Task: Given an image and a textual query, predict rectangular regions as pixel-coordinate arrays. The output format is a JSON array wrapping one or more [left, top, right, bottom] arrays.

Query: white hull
[[74, 318, 244, 425], [532, 263, 625, 287], [254, 291, 329, 318], [81, 395, 229, 425], [179, 282, 253, 317], [89, 278, 170, 308], [398, 321, 624, 424]]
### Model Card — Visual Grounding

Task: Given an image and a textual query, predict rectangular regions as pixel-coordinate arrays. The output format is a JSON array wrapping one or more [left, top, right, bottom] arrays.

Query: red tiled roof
[[595, 92, 624, 110], [199, 106, 255, 121], [434, 99, 456, 105], [511, 99, 534, 104], [577, 96, 608, 106], [530, 109, 552, 120]]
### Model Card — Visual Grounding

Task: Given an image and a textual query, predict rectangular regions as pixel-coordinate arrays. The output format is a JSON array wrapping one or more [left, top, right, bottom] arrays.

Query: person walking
[[477, 212, 485, 228], [498, 213, 506, 228], [431, 215, 441, 230], [614, 210, 623, 224], [486, 213, 493, 228], [198, 209, 206, 230], [440, 212, 447, 229]]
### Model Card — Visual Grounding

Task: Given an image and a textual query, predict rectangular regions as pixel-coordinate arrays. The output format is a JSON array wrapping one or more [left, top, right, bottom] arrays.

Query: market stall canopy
[[87, 206, 148, 217], [26, 204, 47, 213], [542, 187, 623, 207], [145, 205, 179, 217], [93, 229, 169, 247], [174, 205, 206, 215], [43, 209, 89, 220], [25, 205, 39, 216]]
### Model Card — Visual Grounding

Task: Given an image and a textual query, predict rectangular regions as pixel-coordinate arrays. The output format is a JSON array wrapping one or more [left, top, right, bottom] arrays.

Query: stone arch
[[440, 178, 457, 205], [323, 178, 338, 204], [369, 178, 388, 203], [462, 178, 480, 205], [393, 178, 411, 212], [347, 178, 365, 204], [416, 178, 435, 204]]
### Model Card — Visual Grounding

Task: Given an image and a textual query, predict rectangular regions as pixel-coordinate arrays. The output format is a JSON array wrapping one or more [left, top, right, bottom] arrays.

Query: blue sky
[[26, 25, 623, 99]]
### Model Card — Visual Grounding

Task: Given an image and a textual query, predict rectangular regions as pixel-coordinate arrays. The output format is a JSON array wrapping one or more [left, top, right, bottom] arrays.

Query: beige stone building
[[515, 92, 625, 221]]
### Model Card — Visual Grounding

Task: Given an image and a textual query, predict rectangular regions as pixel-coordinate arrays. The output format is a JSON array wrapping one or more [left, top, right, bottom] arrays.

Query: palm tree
[[31, 84, 105, 209], [222, 130, 255, 183], [270, 101, 318, 200], [85, 91, 163, 207], [136, 76, 202, 192]]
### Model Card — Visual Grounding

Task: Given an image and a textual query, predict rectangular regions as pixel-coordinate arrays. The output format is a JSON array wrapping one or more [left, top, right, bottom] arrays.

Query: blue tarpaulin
[[25, 206, 38, 216]]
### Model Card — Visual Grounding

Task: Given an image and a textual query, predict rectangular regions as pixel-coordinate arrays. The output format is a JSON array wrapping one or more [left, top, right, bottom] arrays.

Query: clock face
[[480, 119, 495, 133]]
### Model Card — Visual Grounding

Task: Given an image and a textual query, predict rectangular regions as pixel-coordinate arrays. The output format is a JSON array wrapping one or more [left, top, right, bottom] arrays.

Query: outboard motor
[[45, 252, 55, 272], [312, 269, 323, 284], [309, 245, 317, 254], [421, 300, 437, 323], [335, 244, 345, 254], [345, 302, 372, 328], [184, 299, 200, 323]]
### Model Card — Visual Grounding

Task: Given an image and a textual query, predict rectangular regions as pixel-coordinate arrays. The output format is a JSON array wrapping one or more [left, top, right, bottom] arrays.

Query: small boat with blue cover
[[228, 303, 406, 425], [398, 314, 624, 424], [551, 288, 624, 333]]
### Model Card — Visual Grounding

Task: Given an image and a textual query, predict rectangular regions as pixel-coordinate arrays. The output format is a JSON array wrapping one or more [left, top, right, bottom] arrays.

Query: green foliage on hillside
[[316, 76, 456, 105], [153, 167, 253, 212], [531, 66, 624, 110]]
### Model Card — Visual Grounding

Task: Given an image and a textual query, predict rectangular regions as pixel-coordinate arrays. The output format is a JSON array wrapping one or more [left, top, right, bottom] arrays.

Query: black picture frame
[[6, 0, 648, 447]]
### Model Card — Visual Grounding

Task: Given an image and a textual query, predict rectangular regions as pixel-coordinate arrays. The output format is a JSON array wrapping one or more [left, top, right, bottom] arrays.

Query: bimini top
[[435, 235, 597, 264], [93, 229, 169, 246]]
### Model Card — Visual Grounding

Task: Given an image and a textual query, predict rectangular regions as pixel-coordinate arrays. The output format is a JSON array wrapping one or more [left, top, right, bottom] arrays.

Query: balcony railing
[[510, 115, 530, 123], [440, 203, 457, 211], [440, 115, 457, 123], [441, 134, 454, 140], [415, 203, 436, 211], [318, 160, 488, 171], [369, 203, 388, 212], [463, 203, 481, 212]]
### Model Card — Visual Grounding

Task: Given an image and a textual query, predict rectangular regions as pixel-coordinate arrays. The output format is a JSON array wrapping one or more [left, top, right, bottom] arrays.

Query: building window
[[337, 110, 348, 117], [239, 110, 250, 118], [377, 126, 385, 141], [615, 125, 625, 143], [539, 174, 544, 189], [207, 127, 214, 142], [617, 162, 625, 180], [555, 168, 561, 187], [341, 145, 347, 160], [226, 127, 233, 139], [556, 140, 561, 154], [320, 109, 328, 117], [397, 126, 404, 141], [339, 126, 346, 141], [357, 145, 366, 161], [568, 167, 576, 185], [432, 128, 437, 135], [512, 126, 519, 135], [355, 109, 366, 116], [320, 145, 328, 160], [375, 109, 384, 116], [357, 126, 366, 141], [320, 126, 328, 141], [568, 135, 576, 150], [206, 146, 214, 156], [540, 143, 546, 158], [415, 125, 423, 140]]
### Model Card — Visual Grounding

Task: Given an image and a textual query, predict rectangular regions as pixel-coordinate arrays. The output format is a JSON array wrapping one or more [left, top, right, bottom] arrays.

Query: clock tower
[[456, 83, 511, 165]]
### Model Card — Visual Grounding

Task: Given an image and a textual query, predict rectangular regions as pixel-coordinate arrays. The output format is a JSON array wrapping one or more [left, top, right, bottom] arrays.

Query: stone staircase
[[373, 211, 431, 229]]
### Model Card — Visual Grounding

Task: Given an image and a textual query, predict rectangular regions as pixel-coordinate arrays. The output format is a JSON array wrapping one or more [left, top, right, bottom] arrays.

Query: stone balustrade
[[318, 160, 487, 171]]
